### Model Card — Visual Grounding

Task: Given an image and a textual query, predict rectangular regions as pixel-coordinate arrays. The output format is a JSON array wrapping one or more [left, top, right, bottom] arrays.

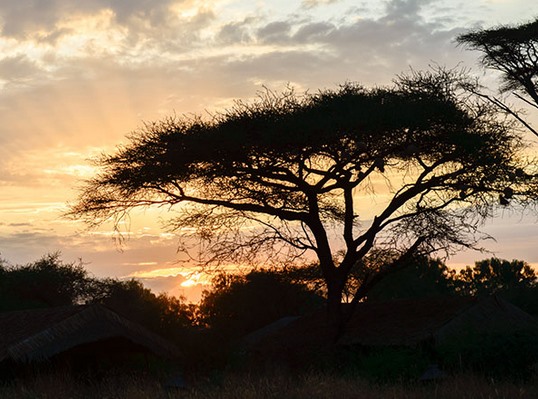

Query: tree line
[[1, 251, 537, 370], [0, 253, 194, 338]]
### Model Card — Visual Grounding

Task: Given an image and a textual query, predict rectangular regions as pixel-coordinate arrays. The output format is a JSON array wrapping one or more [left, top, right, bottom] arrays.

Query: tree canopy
[[454, 257, 536, 296], [0, 253, 95, 310], [198, 269, 323, 340], [68, 69, 538, 328], [457, 18, 538, 133], [365, 256, 456, 302]]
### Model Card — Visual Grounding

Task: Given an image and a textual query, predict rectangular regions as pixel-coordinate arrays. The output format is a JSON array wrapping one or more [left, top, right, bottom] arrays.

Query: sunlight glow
[[131, 267, 188, 278], [180, 272, 203, 287], [55, 10, 126, 59], [42, 164, 97, 178]]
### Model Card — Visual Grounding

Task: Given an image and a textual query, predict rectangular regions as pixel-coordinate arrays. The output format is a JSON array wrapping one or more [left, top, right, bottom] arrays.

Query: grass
[[0, 370, 536, 399]]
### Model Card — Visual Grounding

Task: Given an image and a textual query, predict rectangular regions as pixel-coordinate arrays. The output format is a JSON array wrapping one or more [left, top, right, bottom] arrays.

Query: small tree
[[198, 269, 323, 339], [365, 256, 456, 302], [68, 69, 537, 331], [93, 278, 194, 338]]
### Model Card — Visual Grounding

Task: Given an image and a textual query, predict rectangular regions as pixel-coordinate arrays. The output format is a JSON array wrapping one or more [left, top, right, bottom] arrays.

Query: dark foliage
[[500, 285, 538, 316], [88, 278, 204, 371], [91, 278, 194, 335], [458, 18, 538, 105], [458, 18, 538, 136], [438, 328, 538, 380], [0, 253, 200, 367], [0, 253, 96, 310], [451, 257, 538, 316], [366, 256, 456, 302], [0, 253, 214, 375], [353, 347, 430, 383], [2, 251, 538, 377], [454, 257, 536, 296], [198, 269, 323, 339]]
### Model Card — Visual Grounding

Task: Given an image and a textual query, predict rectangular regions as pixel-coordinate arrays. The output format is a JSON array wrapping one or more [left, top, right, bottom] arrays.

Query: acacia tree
[[457, 18, 538, 135], [68, 69, 537, 330]]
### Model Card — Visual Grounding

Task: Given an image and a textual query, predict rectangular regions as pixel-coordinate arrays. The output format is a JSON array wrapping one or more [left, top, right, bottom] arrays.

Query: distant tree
[[454, 257, 536, 296], [92, 278, 194, 338], [274, 262, 327, 296], [68, 69, 537, 331], [277, 252, 456, 303], [365, 256, 456, 302], [0, 253, 195, 340], [457, 18, 538, 135], [198, 269, 323, 339], [500, 284, 538, 317], [449, 257, 538, 332], [0, 252, 95, 310]]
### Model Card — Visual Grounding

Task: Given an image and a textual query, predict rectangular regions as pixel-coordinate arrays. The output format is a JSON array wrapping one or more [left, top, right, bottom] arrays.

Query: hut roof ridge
[[0, 304, 181, 363]]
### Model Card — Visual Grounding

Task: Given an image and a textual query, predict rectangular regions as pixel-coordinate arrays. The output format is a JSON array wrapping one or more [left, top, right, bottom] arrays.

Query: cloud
[[384, 0, 433, 19], [0, 145, 100, 192], [0, 55, 43, 84], [218, 19, 255, 44], [205, 1, 470, 91], [0, 0, 480, 195], [0, 227, 185, 274], [0, 0, 216, 72], [257, 21, 292, 44], [0, 227, 204, 300], [0, 0, 180, 38], [302, 0, 340, 9], [0, 0, 72, 38], [0, 231, 64, 261], [0, 0, 483, 228], [292, 21, 335, 42]]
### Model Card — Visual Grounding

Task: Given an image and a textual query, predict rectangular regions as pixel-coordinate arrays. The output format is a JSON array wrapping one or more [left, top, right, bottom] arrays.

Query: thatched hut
[[338, 295, 536, 346], [245, 296, 537, 364], [0, 304, 181, 368]]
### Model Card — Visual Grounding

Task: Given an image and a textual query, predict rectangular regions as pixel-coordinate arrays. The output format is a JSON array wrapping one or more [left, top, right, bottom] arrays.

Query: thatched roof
[[239, 316, 300, 352], [339, 295, 536, 346], [247, 296, 537, 358], [0, 304, 181, 363]]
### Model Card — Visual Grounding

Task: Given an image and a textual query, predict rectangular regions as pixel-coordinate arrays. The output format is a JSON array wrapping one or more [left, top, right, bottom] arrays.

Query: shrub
[[313, 346, 431, 383], [438, 328, 538, 379], [355, 346, 431, 383]]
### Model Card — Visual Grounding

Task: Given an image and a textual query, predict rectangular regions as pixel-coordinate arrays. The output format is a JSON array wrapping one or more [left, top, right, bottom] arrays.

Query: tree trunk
[[326, 278, 345, 342]]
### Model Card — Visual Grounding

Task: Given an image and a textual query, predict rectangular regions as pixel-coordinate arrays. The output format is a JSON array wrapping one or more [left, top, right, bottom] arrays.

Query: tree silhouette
[[198, 269, 323, 340], [68, 69, 537, 331], [457, 18, 538, 135], [454, 257, 536, 296], [92, 278, 195, 340], [365, 256, 456, 302], [0, 252, 95, 310], [452, 257, 538, 317]]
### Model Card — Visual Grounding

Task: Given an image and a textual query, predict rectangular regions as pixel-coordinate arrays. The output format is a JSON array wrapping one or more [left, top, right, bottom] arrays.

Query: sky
[[1, 0, 538, 302]]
